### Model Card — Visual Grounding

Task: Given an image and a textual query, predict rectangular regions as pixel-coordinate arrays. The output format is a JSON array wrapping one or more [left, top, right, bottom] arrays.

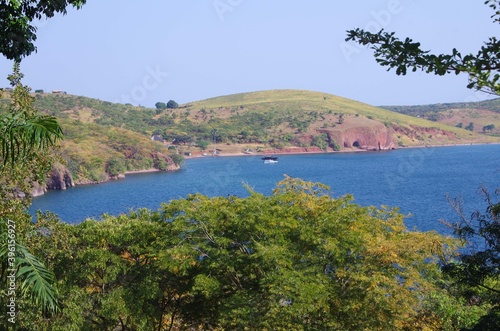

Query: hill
[[3, 89, 498, 191], [28, 90, 500, 153], [0, 92, 183, 190], [32, 89, 496, 149], [381, 98, 500, 135], [178, 89, 497, 153]]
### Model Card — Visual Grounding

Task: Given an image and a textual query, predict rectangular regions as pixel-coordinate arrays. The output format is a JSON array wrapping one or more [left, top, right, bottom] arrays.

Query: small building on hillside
[[151, 134, 164, 143]]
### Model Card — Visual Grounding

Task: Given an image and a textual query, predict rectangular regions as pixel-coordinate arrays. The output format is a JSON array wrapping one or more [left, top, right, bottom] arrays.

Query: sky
[[0, 0, 498, 107]]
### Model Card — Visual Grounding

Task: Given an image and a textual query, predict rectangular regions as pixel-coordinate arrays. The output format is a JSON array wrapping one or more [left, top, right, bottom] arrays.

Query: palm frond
[[15, 243, 59, 312], [0, 222, 59, 313], [0, 113, 63, 167]]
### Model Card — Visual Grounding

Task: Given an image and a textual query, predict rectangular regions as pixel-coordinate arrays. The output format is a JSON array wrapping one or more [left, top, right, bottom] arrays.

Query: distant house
[[151, 134, 164, 142], [52, 90, 67, 94], [244, 148, 254, 154]]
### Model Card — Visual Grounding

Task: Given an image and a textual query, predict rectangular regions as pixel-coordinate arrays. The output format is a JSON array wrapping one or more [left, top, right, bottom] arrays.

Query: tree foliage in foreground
[[0, 0, 87, 61], [444, 188, 500, 330], [0, 64, 62, 322], [346, 0, 500, 96], [17, 177, 488, 330], [347, 1, 500, 328]]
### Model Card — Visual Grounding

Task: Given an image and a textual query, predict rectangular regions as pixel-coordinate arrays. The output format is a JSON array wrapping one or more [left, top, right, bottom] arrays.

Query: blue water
[[30, 145, 500, 235]]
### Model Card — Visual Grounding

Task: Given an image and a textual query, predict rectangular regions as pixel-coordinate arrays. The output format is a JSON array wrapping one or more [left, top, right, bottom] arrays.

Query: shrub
[[167, 100, 179, 109]]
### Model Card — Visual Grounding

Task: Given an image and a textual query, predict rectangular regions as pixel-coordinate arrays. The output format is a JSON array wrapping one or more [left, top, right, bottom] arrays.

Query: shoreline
[[125, 168, 161, 175], [183, 141, 500, 160], [33, 141, 499, 197]]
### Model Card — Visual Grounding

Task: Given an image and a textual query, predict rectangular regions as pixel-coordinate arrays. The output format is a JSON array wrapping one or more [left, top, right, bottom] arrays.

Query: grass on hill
[[3, 89, 498, 185], [382, 98, 500, 135]]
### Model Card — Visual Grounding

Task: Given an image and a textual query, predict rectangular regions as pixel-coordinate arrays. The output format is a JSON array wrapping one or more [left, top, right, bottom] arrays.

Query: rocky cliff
[[31, 163, 75, 197], [46, 163, 75, 190], [322, 122, 396, 151]]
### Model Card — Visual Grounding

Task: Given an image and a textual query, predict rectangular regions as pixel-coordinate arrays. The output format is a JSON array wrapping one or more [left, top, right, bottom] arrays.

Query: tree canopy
[[167, 99, 179, 109], [14, 177, 487, 330], [155, 101, 167, 111], [345, 0, 500, 95]]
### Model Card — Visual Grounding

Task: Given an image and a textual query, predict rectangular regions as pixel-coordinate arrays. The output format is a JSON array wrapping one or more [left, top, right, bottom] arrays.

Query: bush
[[312, 133, 328, 151], [106, 156, 126, 176], [167, 100, 179, 109], [170, 153, 184, 166], [155, 102, 167, 110], [197, 140, 209, 150]]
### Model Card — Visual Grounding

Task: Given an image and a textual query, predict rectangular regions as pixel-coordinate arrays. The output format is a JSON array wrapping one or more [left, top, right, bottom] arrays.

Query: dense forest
[[3, 177, 496, 330]]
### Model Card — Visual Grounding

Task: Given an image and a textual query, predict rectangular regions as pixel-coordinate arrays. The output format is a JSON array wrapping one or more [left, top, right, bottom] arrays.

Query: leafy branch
[[345, 0, 500, 95]]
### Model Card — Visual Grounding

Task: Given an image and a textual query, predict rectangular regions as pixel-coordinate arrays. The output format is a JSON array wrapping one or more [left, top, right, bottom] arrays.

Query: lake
[[30, 144, 500, 235]]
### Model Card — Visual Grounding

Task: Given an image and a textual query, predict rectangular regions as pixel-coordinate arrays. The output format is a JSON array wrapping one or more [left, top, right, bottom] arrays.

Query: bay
[[30, 144, 500, 235]]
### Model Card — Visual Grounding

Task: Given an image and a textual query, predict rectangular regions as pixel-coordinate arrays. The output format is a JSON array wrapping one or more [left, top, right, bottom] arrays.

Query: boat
[[262, 156, 278, 164]]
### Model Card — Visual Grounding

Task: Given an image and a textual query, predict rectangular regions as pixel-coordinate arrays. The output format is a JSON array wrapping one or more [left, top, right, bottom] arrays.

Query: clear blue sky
[[0, 0, 497, 107]]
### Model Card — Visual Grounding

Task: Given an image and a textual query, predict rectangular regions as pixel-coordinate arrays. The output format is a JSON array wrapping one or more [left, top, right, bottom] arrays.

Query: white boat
[[262, 156, 278, 164]]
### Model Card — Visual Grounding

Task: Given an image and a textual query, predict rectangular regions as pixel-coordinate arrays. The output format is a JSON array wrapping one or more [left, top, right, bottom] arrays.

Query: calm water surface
[[30, 145, 500, 234]]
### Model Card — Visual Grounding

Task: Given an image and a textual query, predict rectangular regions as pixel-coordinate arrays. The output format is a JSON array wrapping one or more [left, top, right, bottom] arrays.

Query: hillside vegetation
[[183, 90, 498, 151], [59, 119, 181, 183], [0, 93, 182, 186], [34, 89, 500, 149], [382, 98, 500, 135], [2, 89, 497, 186]]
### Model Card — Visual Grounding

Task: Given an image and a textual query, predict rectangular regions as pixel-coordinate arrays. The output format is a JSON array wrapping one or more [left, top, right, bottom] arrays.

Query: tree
[[155, 101, 167, 112], [0, 0, 87, 61], [0, 64, 62, 324], [0, 1, 85, 321], [197, 139, 209, 150], [106, 156, 126, 176], [345, 0, 500, 96], [465, 122, 475, 131], [1, 66, 63, 168], [167, 99, 179, 109], [312, 133, 328, 151], [456, 122, 464, 128], [22, 177, 475, 330], [346, 1, 500, 329], [483, 124, 495, 132], [444, 189, 500, 330]]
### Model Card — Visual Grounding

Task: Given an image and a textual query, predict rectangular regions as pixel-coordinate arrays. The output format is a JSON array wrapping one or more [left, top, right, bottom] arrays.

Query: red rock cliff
[[321, 122, 395, 151]]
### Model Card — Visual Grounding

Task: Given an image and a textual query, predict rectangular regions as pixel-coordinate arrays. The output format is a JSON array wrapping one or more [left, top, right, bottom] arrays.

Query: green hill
[[3, 89, 498, 187], [179, 90, 497, 151], [381, 98, 500, 135], [1, 92, 183, 186]]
